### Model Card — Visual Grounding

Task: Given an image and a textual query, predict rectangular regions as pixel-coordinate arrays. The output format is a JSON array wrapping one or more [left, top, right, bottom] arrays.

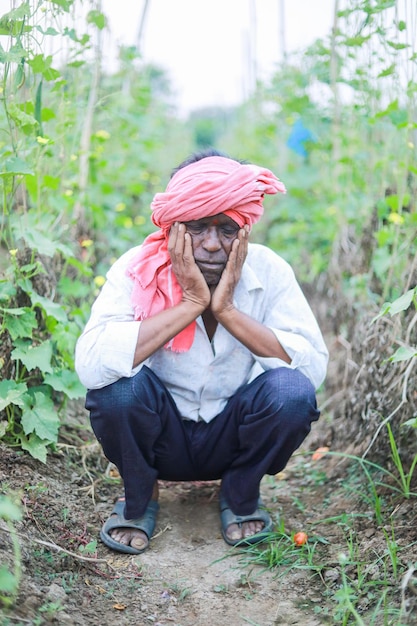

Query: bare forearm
[[215, 307, 291, 362], [133, 301, 204, 366]]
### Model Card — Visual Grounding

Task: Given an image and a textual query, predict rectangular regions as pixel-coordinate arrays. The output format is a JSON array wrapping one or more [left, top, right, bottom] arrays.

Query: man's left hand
[[211, 226, 249, 319]]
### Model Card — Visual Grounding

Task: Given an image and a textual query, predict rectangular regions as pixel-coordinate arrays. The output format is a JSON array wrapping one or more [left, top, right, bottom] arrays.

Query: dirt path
[[0, 430, 331, 626], [2, 408, 414, 626], [117, 482, 324, 626]]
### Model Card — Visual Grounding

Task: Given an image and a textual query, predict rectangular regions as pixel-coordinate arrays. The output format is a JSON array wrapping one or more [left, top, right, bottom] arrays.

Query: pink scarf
[[127, 156, 286, 351]]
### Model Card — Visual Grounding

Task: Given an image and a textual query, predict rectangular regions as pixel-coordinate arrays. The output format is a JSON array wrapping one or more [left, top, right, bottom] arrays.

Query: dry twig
[[0, 524, 115, 570]]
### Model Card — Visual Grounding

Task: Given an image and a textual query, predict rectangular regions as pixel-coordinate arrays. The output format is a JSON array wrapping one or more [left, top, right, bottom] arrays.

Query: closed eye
[[185, 224, 205, 235], [220, 226, 239, 237]]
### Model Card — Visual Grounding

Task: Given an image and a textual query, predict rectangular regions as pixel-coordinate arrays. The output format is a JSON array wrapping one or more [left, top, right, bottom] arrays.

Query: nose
[[202, 226, 221, 251]]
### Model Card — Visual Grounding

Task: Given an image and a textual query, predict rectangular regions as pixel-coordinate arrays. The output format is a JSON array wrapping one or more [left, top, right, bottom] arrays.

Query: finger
[[236, 228, 248, 266], [220, 239, 238, 276], [167, 222, 180, 255], [183, 231, 195, 262], [170, 223, 187, 266], [239, 226, 248, 247], [231, 237, 242, 269], [174, 223, 186, 256]]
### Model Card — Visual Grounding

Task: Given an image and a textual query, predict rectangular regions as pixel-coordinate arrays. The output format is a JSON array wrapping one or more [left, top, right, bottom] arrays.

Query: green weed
[[386, 422, 417, 500], [226, 445, 416, 625], [165, 579, 194, 603], [0, 494, 22, 608]]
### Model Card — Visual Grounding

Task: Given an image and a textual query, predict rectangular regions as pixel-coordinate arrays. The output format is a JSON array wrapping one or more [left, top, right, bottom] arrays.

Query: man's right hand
[[133, 223, 209, 365], [168, 222, 211, 310]]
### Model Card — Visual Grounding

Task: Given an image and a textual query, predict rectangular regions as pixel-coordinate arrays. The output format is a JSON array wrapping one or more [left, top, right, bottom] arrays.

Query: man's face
[[183, 213, 240, 285]]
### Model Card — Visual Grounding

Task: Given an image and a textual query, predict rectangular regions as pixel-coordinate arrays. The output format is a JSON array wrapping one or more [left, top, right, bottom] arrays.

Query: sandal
[[100, 497, 159, 555], [219, 496, 273, 546]]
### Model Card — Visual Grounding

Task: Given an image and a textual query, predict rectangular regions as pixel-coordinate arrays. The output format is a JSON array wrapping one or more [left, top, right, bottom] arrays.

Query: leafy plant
[[372, 287, 417, 364], [0, 245, 87, 461], [0, 494, 22, 608], [0, 1, 97, 460], [0, 1, 188, 460]]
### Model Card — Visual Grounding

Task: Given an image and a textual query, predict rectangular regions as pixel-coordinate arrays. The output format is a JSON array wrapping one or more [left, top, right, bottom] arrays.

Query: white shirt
[[75, 243, 328, 423]]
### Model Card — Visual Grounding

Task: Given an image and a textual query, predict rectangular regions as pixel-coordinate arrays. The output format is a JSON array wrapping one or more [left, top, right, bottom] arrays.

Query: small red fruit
[[312, 446, 330, 461], [293, 531, 308, 546]]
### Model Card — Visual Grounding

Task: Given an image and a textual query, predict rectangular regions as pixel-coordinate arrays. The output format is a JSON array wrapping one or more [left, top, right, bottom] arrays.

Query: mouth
[[195, 261, 225, 273]]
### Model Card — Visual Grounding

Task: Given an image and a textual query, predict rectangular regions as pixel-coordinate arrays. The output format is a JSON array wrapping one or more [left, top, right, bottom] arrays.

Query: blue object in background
[[287, 119, 315, 157]]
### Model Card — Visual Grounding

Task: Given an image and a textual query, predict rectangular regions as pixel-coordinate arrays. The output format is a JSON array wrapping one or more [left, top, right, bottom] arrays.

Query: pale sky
[[101, 0, 335, 114]]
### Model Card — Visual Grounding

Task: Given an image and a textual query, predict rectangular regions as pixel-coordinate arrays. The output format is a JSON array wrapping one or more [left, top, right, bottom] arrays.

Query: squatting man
[[75, 149, 328, 554]]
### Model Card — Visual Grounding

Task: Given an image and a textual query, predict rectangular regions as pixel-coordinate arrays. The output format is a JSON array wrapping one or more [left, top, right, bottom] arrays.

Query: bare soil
[[1, 402, 416, 626]]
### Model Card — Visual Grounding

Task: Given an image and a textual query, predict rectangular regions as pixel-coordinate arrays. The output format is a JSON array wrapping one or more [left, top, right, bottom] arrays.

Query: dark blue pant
[[86, 366, 319, 520]]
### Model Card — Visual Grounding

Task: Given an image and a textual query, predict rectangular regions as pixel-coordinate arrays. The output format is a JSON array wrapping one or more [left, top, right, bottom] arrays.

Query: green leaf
[[337, 9, 355, 18], [390, 346, 417, 362], [0, 280, 16, 302], [30, 294, 68, 324], [0, 23, 28, 38], [28, 54, 60, 81], [372, 288, 416, 322], [43, 174, 60, 189], [0, 495, 22, 521], [19, 262, 40, 275], [0, 380, 27, 411], [377, 64, 395, 78], [0, 566, 18, 593], [387, 41, 409, 50], [3, 308, 37, 340], [50, 0, 71, 10], [35, 25, 59, 36], [65, 256, 93, 277], [0, 40, 26, 62], [14, 229, 62, 257], [19, 432, 48, 463], [0, 8, 31, 35], [11, 340, 53, 374], [0, 157, 33, 177], [9, 212, 75, 258], [387, 289, 416, 315], [58, 276, 91, 298], [28, 53, 50, 74], [79, 539, 97, 554], [87, 10, 107, 30], [44, 369, 86, 399], [21, 391, 59, 442], [371, 247, 392, 281], [67, 60, 85, 68], [0, 3, 30, 22], [344, 35, 371, 47], [364, 0, 395, 14], [63, 26, 77, 41], [7, 103, 38, 129], [43, 66, 61, 81], [375, 99, 398, 119], [14, 275, 32, 294]]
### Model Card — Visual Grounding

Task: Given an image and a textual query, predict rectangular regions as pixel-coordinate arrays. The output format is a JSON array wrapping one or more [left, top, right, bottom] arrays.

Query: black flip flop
[[219, 496, 273, 546], [100, 497, 159, 555]]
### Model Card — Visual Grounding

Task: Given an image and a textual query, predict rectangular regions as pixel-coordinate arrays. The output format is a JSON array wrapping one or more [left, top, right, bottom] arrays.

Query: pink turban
[[127, 156, 286, 352]]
